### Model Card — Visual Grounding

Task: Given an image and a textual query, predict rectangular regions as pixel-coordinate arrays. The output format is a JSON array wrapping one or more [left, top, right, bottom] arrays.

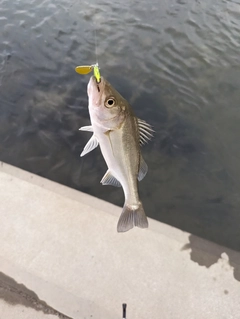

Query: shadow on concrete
[[182, 234, 240, 282], [0, 272, 72, 319]]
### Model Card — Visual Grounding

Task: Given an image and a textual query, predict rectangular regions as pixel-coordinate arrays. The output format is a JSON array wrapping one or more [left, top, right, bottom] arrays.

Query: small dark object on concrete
[[122, 303, 127, 319]]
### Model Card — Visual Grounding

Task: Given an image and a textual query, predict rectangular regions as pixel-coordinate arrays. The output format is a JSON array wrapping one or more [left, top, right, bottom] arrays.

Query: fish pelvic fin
[[79, 125, 93, 132], [117, 202, 148, 233]]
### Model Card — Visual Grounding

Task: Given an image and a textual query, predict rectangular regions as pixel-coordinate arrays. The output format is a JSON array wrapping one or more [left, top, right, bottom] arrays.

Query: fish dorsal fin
[[80, 135, 98, 157], [138, 156, 148, 181], [137, 118, 154, 146], [101, 170, 121, 187], [79, 125, 93, 132]]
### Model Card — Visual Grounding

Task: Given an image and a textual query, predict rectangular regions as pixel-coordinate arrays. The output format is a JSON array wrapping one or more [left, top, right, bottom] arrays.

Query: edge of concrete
[[0, 161, 240, 319]]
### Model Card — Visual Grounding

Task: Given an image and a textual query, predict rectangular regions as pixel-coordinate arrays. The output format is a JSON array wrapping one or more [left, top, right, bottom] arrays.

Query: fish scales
[[80, 76, 153, 232]]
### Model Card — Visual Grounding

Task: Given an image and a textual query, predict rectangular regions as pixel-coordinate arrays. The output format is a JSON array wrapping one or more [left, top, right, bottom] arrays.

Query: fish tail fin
[[117, 202, 148, 233]]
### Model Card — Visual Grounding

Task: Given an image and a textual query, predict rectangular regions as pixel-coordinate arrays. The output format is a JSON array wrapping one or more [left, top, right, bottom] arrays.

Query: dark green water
[[0, 0, 240, 251]]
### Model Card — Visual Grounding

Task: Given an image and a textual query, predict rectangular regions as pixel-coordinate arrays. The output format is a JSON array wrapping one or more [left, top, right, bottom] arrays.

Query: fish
[[79, 76, 153, 232]]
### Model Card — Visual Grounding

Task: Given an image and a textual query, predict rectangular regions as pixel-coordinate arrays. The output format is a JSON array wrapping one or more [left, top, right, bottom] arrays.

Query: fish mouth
[[88, 75, 105, 95], [87, 75, 105, 107]]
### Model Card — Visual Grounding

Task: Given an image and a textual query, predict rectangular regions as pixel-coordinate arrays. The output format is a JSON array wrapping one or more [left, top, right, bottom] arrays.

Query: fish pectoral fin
[[79, 125, 93, 132], [80, 135, 98, 157], [100, 170, 121, 187], [138, 156, 148, 181], [137, 118, 154, 146]]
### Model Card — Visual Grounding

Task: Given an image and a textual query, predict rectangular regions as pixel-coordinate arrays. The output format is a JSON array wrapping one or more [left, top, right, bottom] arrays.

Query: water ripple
[[0, 0, 240, 249]]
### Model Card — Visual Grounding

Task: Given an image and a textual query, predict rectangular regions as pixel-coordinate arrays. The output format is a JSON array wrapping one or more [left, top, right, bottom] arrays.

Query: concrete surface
[[0, 161, 240, 319]]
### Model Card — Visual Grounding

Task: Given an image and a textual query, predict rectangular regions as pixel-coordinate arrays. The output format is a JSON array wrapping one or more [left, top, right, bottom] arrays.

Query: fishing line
[[59, 0, 100, 66], [94, 27, 99, 66], [92, 20, 101, 91]]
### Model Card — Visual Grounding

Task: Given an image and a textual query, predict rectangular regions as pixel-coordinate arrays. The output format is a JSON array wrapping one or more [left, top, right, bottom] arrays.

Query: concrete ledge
[[0, 162, 240, 319]]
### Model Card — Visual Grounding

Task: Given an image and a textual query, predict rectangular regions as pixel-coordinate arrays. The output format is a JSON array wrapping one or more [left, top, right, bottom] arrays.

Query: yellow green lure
[[75, 63, 101, 83]]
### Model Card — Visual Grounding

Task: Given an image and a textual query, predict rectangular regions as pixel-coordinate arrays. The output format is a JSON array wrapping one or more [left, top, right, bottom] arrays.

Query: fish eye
[[105, 97, 116, 108]]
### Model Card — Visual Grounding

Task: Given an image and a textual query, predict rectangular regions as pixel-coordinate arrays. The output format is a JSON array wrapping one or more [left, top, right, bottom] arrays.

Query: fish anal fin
[[138, 156, 148, 181], [80, 135, 98, 157], [100, 170, 121, 187], [117, 202, 148, 232]]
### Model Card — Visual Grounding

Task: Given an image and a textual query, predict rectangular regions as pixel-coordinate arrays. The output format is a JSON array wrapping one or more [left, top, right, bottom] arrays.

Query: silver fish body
[[80, 76, 153, 232]]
